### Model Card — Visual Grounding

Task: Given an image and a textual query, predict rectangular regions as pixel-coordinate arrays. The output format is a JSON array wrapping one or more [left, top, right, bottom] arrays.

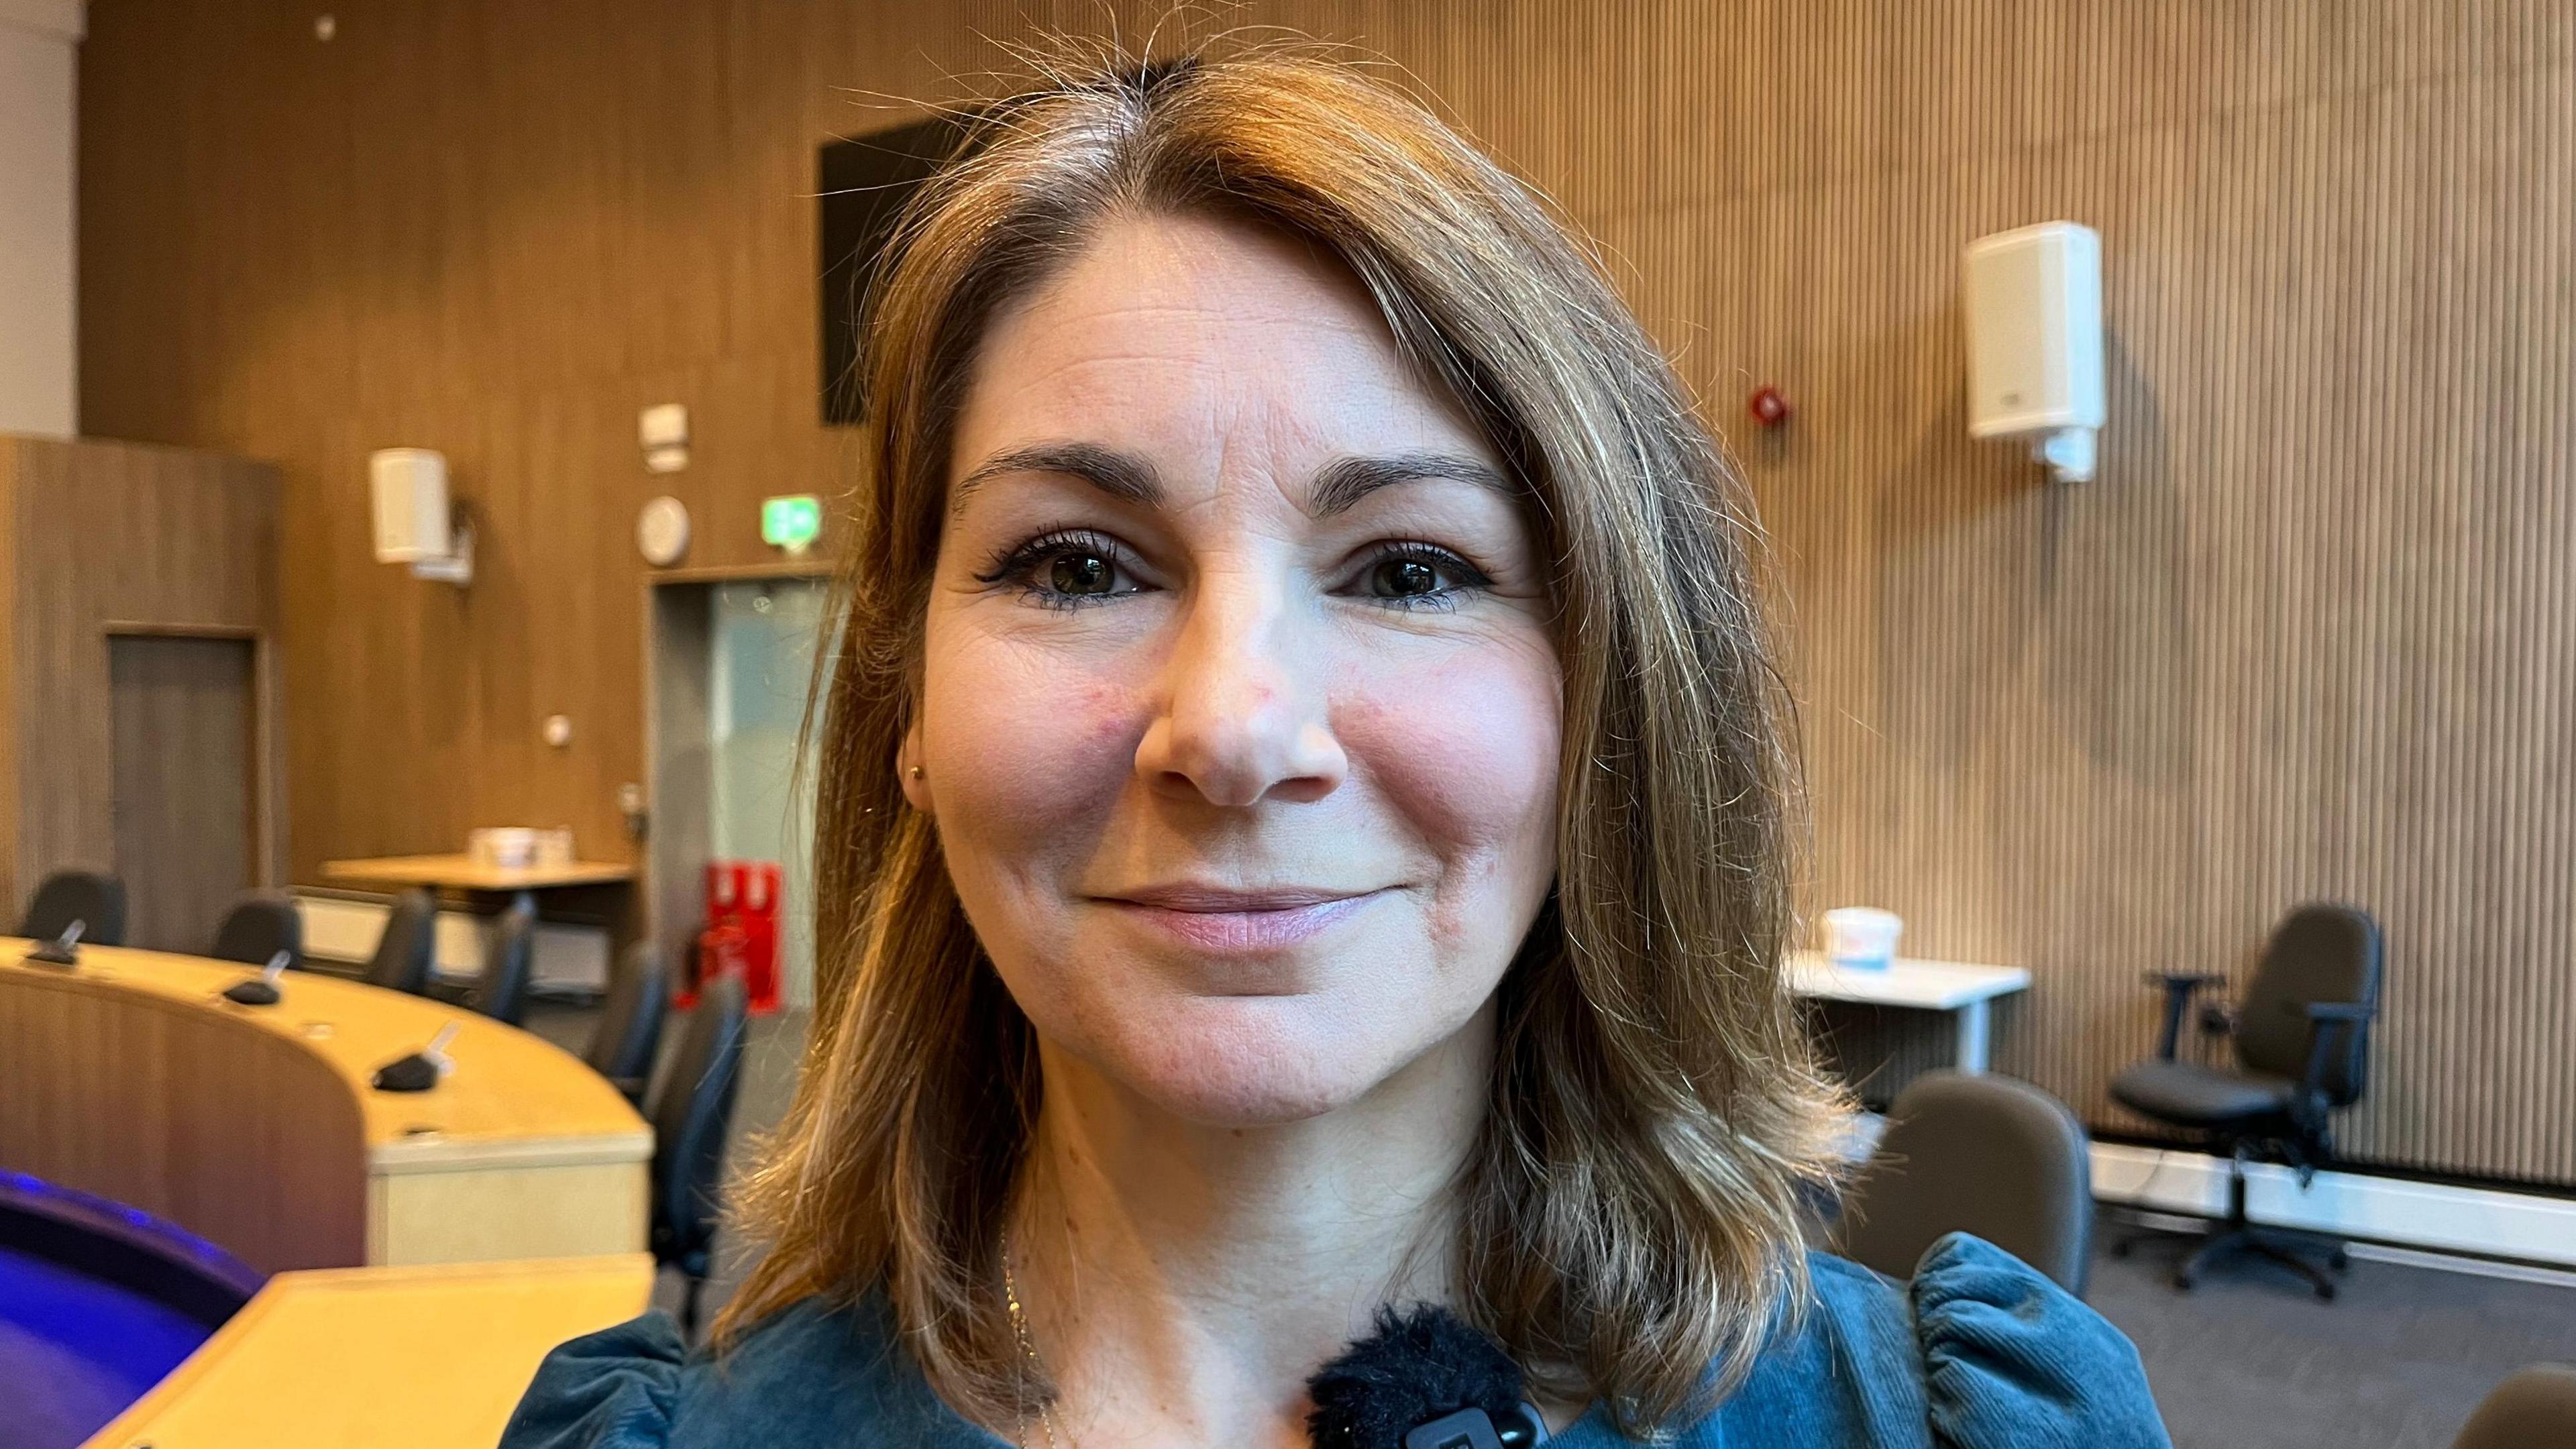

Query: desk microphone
[[372, 1021, 460, 1093], [1306, 1305, 1550, 1449], [23, 919, 84, 967], [223, 951, 292, 1006]]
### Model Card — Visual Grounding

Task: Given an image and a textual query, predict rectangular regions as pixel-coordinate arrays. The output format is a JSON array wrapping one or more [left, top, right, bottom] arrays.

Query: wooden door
[[109, 634, 258, 953]]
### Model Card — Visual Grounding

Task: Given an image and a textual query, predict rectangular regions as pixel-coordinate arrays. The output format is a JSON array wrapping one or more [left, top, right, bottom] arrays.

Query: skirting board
[[2092, 1142, 2576, 1269]]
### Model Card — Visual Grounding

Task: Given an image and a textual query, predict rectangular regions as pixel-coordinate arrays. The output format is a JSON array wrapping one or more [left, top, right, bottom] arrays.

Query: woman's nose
[[1132, 574, 1347, 807]]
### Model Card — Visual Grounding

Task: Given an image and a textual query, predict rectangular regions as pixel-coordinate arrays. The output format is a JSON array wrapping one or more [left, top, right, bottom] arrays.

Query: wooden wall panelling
[[0, 435, 282, 918], [74, 0, 2576, 1185], [0, 437, 17, 907]]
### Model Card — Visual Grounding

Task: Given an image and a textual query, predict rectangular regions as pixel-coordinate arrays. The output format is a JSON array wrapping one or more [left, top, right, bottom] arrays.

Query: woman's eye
[[1049, 550, 1118, 596], [1370, 557, 1445, 598], [1356, 546, 1490, 608], [976, 530, 1142, 609]]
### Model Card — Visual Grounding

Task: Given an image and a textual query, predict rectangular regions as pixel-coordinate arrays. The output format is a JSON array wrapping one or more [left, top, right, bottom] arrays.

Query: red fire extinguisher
[[738, 861, 782, 1015], [681, 860, 783, 1014], [680, 862, 741, 1010]]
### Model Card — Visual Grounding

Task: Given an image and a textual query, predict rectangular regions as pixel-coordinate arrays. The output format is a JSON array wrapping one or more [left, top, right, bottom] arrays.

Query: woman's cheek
[[1339, 638, 1562, 885], [924, 631, 1143, 890]]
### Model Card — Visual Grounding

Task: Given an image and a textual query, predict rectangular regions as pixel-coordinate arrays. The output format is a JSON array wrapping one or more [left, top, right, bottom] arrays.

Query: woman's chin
[[1079, 994, 1430, 1127]]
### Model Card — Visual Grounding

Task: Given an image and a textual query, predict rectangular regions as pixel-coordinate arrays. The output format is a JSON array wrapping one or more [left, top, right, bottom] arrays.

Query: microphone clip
[[1406, 1404, 1549, 1449]]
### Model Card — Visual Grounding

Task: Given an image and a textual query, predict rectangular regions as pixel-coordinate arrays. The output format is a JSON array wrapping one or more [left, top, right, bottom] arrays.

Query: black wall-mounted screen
[[818, 115, 969, 426]]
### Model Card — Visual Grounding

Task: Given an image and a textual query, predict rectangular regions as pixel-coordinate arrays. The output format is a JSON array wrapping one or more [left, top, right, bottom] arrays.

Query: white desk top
[[1786, 951, 2031, 1010]]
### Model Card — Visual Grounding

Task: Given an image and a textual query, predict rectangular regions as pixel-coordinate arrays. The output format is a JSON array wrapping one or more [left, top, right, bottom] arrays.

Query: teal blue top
[[500, 1234, 2168, 1448]]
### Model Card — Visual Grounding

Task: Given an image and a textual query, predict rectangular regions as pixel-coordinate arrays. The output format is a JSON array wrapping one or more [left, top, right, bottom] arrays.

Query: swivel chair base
[[2109, 1155, 2351, 1300], [2162, 1222, 2349, 1299]]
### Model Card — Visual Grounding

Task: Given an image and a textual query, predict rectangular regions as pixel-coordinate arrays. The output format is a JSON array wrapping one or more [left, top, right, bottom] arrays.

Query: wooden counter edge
[[83, 1254, 657, 1449], [319, 854, 637, 890], [368, 1128, 655, 1173]]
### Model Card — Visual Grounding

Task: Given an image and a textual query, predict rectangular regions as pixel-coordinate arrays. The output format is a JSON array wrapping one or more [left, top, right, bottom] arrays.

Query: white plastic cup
[[1823, 908, 1902, 971]]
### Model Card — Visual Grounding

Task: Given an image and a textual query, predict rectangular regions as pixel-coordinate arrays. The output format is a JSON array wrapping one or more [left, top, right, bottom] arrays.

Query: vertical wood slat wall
[[76, 1, 2576, 1186]]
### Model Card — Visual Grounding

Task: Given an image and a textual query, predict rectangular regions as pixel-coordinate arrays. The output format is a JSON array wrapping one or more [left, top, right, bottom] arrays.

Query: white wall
[[0, 0, 82, 439]]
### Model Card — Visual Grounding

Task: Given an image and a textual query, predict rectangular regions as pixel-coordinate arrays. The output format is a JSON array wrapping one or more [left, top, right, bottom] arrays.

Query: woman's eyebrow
[[951, 441, 1163, 514], [1307, 451, 1513, 517]]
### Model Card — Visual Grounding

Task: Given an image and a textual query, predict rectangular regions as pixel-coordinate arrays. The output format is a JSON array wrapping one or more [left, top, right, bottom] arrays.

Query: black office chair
[[20, 869, 127, 947], [1837, 1071, 2095, 1296], [464, 900, 537, 1026], [209, 892, 303, 969], [2109, 902, 2382, 1299], [361, 888, 438, 996], [651, 972, 747, 1341], [585, 943, 670, 1106], [2451, 1364, 2576, 1449]]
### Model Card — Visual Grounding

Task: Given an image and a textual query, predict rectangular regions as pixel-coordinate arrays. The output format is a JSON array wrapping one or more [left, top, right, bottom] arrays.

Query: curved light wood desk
[[0, 938, 651, 1272], [84, 1255, 655, 1449]]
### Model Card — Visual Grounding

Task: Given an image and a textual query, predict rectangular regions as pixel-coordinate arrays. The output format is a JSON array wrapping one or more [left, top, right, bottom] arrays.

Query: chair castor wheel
[[2328, 1246, 2350, 1272], [2110, 1238, 2133, 1259], [2171, 1269, 2196, 1291], [2315, 1280, 2338, 1302]]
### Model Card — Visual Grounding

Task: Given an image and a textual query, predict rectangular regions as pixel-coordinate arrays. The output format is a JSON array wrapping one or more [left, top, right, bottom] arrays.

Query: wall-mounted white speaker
[[1963, 221, 2104, 482], [368, 447, 472, 585], [370, 448, 448, 561]]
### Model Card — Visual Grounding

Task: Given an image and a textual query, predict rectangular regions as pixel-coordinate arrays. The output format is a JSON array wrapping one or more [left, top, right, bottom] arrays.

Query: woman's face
[[913, 211, 1562, 1126]]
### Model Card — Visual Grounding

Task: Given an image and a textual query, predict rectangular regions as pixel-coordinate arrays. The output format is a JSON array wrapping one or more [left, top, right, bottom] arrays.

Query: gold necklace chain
[[1002, 1235, 1076, 1449]]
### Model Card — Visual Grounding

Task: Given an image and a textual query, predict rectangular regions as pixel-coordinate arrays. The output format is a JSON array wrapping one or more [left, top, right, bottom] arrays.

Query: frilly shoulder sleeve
[[498, 1310, 688, 1449], [1909, 1234, 2171, 1449]]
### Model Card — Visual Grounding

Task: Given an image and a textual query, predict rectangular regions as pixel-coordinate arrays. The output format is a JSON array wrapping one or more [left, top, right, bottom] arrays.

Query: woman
[[506, 50, 2167, 1449]]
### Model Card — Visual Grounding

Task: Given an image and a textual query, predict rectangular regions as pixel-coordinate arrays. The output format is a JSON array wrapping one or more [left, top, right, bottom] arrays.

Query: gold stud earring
[[908, 765, 925, 781]]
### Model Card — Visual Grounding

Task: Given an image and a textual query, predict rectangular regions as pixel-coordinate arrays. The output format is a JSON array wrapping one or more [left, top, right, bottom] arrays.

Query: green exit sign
[[761, 494, 822, 554]]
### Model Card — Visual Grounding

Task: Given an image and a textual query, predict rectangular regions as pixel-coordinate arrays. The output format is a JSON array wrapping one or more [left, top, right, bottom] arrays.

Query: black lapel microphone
[[1305, 1305, 1550, 1449]]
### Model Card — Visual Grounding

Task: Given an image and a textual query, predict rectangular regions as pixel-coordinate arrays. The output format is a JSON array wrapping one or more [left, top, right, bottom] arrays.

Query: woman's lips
[[1095, 888, 1384, 952]]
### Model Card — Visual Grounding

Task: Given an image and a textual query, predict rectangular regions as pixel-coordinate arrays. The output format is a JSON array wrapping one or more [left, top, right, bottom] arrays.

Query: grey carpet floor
[[526, 1002, 2576, 1448], [2090, 1223, 2576, 1448]]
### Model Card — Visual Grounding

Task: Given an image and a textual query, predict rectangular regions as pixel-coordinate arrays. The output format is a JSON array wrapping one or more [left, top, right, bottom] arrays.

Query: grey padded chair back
[[1837, 1071, 2094, 1296], [21, 869, 127, 947], [585, 943, 670, 1106], [650, 972, 747, 1274], [361, 888, 438, 996], [209, 892, 302, 968], [2236, 902, 2381, 1104], [466, 900, 537, 1026], [2451, 1364, 2576, 1449]]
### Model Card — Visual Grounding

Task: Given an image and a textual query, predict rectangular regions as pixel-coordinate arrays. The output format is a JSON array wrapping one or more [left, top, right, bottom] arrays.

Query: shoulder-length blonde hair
[[720, 45, 1845, 1435]]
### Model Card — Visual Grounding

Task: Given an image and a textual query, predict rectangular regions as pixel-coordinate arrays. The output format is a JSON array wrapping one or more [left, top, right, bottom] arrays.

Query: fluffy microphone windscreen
[[1305, 1304, 1527, 1449]]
